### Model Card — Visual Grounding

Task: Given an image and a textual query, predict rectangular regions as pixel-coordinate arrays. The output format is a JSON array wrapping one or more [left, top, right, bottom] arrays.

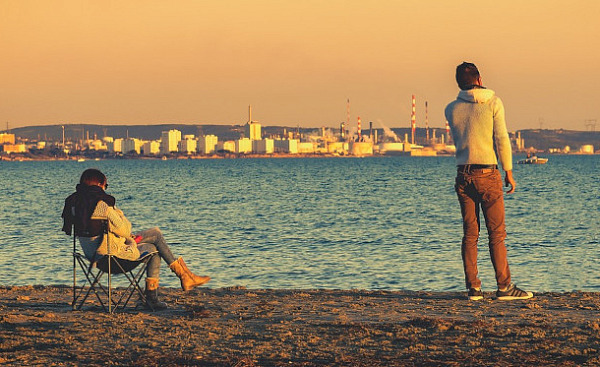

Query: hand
[[504, 170, 516, 194]]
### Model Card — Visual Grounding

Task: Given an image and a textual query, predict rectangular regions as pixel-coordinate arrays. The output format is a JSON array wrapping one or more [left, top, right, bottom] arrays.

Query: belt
[[457, 164, 498, 174]]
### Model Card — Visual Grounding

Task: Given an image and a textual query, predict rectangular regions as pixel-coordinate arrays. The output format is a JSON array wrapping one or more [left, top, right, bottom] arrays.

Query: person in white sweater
[[445, 62, 532, 301]]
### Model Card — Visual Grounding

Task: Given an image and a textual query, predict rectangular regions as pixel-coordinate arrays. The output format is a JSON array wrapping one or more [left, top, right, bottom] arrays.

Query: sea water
[[0, 155, 598, 292]]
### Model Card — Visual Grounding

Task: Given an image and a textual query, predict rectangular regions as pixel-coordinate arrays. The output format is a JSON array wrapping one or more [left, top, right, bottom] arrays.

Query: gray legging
[[135, 227, 177, 279]]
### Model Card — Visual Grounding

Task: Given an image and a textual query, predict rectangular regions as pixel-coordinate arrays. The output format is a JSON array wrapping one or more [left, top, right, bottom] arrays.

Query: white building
[[580, 144, 595, 154], [178, 136, 197, 155], [235, 138, 253, 154], [2, 143, 26, 154], [0, 133, 16, 144], [253, 139, 274, 154], [142, 140, 161, 155], [107, 138, 124, 153], [217, 141, 236, 153], [87, 139, 107, 151], [246, 122, 261, 140], [245, 105, 262, 140], [122, 138, 142, 154], [297, 142, 316, 154], [197, 135, 219, 155], [160, 130, 181, 154], [274, 139, 299, 154]]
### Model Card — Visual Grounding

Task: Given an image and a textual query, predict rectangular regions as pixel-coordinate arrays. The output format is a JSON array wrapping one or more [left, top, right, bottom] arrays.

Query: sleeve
[[492, 97, 513, 171], [106, 206, 132, 238]]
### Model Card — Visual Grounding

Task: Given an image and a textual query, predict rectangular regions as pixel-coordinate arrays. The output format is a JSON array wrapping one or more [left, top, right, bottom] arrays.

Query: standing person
[[62, 168, 211, 310], [445, 62, 533, 301]]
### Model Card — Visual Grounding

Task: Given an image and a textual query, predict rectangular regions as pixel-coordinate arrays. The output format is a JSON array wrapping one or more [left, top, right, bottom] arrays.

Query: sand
[[1, 285, 599, 366]]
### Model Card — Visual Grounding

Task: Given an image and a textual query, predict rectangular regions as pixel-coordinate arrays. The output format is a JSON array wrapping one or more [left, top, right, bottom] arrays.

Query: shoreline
[[0, 152, 422, 162], [1, 285, 599, 366]]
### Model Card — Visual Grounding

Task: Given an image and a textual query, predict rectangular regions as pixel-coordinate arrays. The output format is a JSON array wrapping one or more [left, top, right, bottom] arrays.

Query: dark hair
[[455, 62, 480, 90], [80, 168, 106, 186]]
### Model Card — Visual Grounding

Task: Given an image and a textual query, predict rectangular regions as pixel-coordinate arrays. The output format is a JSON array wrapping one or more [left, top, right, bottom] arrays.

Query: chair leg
[[72, 252, 157, 313], [73, 256, 108, 311]]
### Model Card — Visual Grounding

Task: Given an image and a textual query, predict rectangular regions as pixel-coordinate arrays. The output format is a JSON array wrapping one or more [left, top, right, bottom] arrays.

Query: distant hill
[[10, 124, 329, 142], [7, 124, 600, 151], [11, 124, 246, 141], [517, 129, 600, 151]]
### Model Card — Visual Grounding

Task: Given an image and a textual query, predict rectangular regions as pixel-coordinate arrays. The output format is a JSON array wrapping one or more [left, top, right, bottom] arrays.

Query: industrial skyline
[[2, 1, 599, 130]]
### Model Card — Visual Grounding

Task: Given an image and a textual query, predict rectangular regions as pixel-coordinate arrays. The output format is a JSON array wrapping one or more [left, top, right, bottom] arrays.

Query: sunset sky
[[1, 1, 599, 130]]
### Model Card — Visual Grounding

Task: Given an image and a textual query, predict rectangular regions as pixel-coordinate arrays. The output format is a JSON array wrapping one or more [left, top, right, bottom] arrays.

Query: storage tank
[[349, 142, 373, 156]]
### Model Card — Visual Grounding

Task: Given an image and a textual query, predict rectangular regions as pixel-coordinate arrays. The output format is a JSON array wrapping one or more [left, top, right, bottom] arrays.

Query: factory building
[[297, 142, 316, 154], [327, 142, 345, 154], [349, 141, 373, 156], [0, 133, 16, 145], [2, 143, 26, 154]]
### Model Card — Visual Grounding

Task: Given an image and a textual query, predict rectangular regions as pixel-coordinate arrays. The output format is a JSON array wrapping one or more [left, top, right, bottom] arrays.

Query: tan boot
[[145, 277, 168, 310], [169, 257, 211, 291]]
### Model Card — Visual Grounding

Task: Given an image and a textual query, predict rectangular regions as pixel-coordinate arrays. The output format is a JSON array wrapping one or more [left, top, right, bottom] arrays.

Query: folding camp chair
[[71, 221, 158, 313]]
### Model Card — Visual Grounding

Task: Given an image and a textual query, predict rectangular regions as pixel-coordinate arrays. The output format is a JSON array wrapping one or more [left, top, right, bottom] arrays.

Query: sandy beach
[[1, 286, 599, 366]]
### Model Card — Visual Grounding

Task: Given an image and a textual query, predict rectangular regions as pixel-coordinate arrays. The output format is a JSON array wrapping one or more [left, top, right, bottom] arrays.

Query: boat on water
[[518, 155, 548, 164]]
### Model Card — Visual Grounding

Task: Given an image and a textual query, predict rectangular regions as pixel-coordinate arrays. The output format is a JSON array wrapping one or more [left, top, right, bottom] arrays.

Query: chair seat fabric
[[95, 251, 157, 274]]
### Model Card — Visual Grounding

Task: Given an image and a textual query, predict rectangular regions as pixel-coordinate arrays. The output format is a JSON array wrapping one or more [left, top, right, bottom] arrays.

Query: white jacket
[[445, 88, 513, 171]]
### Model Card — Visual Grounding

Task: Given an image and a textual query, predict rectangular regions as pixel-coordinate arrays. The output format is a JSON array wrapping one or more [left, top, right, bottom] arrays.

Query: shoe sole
[[496, 292, 533, 300], [468, 295, 483, 301]]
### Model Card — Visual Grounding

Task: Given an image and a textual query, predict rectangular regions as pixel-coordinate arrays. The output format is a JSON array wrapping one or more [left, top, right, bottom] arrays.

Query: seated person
[[62, 168, 210, 310]]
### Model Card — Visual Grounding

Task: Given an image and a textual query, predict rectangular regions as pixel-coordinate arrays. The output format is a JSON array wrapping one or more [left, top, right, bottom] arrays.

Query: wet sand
[[1, 285, 599, 366]]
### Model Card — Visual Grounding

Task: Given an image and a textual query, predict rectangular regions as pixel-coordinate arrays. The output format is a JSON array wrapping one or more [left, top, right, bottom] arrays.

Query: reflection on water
[[0, 155, 598, 291]]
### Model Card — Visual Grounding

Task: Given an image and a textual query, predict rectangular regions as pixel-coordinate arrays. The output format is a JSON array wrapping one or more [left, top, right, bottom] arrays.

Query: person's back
[[445, 84, 512, 172], [445, 62, 532, 301]]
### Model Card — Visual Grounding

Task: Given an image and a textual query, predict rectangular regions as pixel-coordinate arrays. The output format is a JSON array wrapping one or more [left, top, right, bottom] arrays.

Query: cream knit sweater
[[445, 88, 513, 171], [79, 200, 140, 261]]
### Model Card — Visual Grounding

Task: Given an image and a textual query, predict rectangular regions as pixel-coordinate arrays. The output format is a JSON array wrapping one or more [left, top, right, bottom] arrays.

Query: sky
[[1, 0, 599, 130]]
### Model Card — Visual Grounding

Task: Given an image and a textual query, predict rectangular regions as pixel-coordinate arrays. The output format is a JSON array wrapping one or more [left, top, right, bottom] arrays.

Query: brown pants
[[455, 169, 511, 290]]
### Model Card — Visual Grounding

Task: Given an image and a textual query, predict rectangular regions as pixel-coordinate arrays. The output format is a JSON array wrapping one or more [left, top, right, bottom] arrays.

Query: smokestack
[[425, 101, 429, 143], [411, 95, 416, 144], [369, 121, 373, 141], [357, 116, 362, 141], [346, 99, 350, 132]]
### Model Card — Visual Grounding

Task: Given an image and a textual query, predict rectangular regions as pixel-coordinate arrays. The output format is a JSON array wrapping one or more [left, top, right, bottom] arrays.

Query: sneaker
[[496, 283, 533, 300], [468, 288, 483, 301]]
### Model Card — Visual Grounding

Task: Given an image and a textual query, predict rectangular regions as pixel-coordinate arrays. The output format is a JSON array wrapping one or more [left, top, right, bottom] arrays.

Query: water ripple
[[0, 155, 598, 292]]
